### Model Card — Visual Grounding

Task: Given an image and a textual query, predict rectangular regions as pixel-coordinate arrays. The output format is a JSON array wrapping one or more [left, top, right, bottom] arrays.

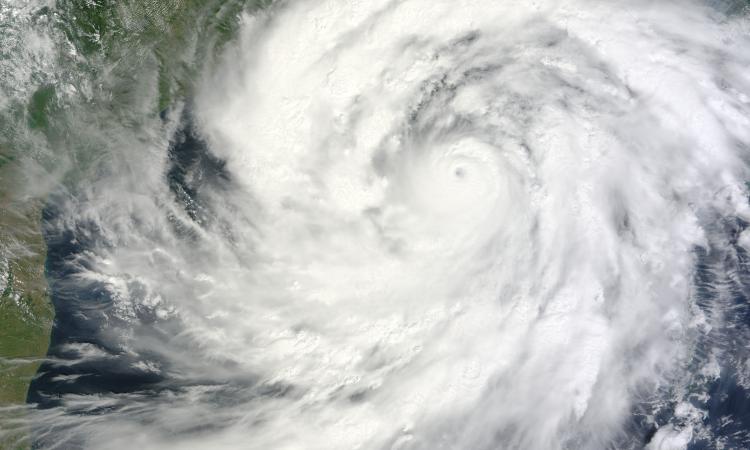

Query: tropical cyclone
[[9, 0, 750, 449], [185, 1, 750, 448]]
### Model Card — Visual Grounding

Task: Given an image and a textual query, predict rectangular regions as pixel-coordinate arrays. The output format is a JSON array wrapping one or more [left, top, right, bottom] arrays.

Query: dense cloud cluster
[[3, 0, 750, 449]]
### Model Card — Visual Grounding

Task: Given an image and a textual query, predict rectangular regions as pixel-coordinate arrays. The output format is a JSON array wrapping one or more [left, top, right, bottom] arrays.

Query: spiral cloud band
[[10, 0, 750, 449]]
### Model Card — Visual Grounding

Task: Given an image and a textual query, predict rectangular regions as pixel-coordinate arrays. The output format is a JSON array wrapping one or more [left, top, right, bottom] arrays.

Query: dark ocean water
[[27, 156, 750, 450], [24, 34, 750, 450]]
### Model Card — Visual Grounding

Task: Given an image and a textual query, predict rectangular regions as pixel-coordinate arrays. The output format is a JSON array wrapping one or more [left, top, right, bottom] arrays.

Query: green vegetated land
[[57, 0, 260, 111], [0, 145, 53, 450], [0, 4, 271, 444]]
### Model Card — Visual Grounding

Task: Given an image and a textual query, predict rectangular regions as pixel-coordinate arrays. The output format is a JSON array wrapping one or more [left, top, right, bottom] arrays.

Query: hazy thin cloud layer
[[2, 0, 750, 449]]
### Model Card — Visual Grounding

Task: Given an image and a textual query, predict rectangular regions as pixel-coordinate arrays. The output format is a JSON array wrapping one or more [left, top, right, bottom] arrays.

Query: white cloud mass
[[4, 0, 750, 449]]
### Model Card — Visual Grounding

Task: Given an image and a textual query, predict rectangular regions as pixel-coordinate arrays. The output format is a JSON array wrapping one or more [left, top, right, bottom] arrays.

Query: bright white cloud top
[[3, 0, 750, 449]]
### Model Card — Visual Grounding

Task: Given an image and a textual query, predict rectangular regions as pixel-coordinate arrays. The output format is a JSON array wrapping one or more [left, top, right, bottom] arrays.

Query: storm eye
[[454, 166, 466, 178]]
